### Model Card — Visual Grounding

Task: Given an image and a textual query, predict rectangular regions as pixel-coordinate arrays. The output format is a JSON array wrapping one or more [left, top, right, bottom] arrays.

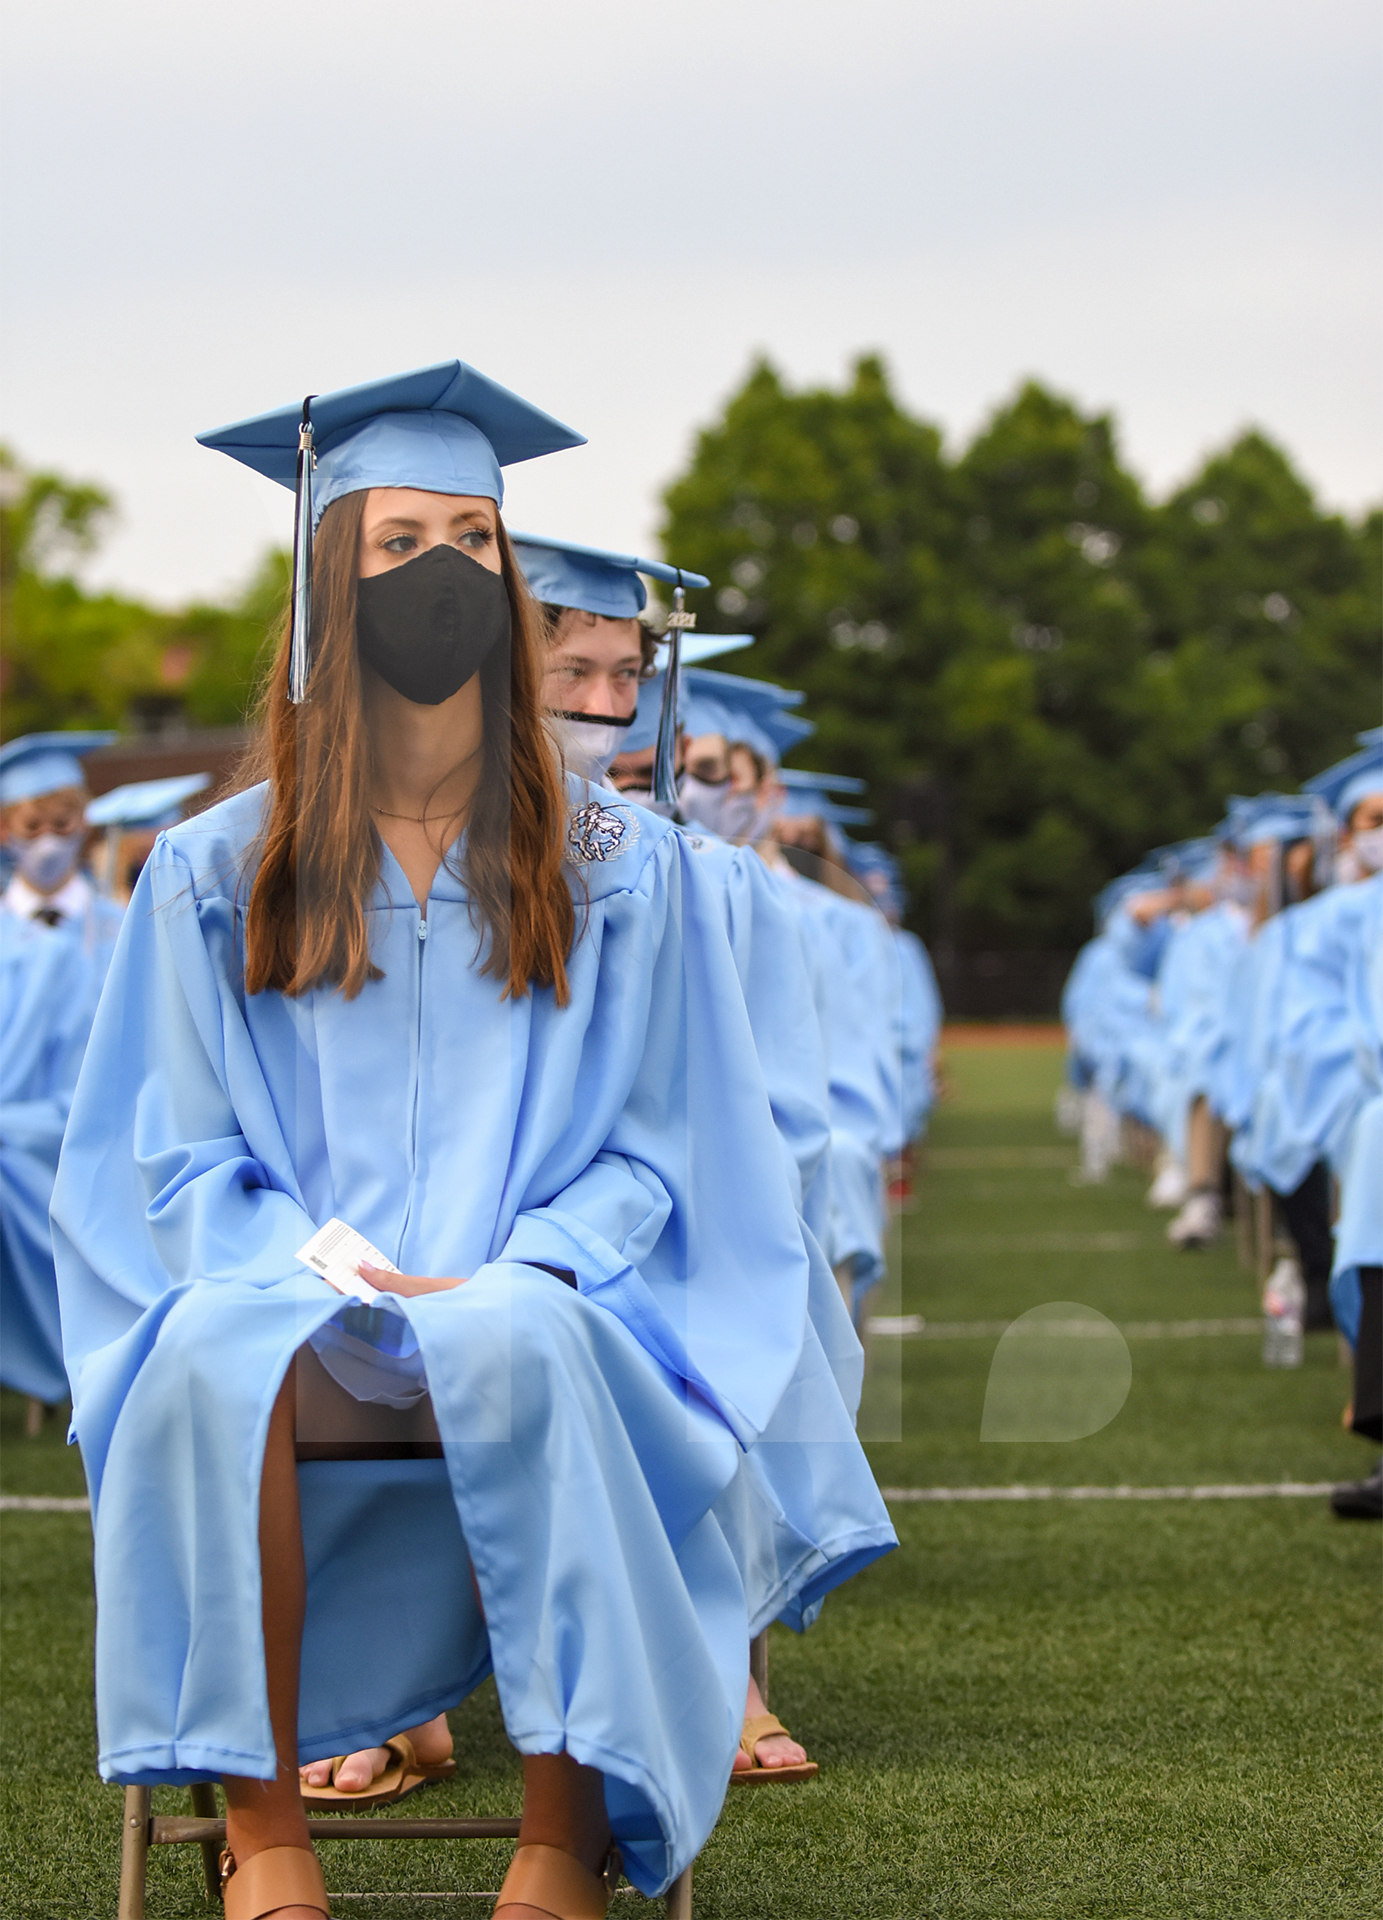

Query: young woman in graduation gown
[[51, 364, 894, 1920]]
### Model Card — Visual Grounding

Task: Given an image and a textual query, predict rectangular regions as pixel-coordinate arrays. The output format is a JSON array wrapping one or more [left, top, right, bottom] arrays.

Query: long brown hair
[[241, 490, 573, 1003]]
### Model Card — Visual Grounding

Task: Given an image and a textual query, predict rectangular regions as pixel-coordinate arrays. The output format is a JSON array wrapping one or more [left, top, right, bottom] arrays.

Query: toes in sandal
[[493, 1840, 622, 1919], [300, 1730, 456, 1809], [730, 1710, 819, 1785], [220, 1843, 329, 1920]]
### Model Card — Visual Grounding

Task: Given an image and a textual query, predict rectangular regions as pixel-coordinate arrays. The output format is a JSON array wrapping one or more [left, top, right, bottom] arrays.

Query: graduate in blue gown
[[0, 733, 124, 963], [0, 734, 130, 1413], [52, 363, 894, 1920], [522, 547, 894, 1776], [0, 908, 98, 1406]]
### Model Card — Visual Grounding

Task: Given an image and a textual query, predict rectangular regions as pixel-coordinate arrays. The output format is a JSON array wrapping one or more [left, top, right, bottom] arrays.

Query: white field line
[[921, 1231, 1161, 1253], [0, 1495, 90, 1512], [881, 1483, 1333, 1503], [925, 1147, 1076, 1170], [868, 1315, 1262, 1339]]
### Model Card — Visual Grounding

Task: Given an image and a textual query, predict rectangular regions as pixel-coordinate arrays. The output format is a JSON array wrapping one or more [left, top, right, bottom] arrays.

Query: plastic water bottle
[[1262, 1257, 1306, 1368]]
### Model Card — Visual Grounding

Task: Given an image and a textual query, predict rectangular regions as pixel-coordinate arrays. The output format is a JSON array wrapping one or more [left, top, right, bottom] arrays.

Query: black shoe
[[1330, 1460, 1383, 1520]]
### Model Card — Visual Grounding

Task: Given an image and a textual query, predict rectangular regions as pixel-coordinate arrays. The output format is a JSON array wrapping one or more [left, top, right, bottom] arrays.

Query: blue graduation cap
[[1305, 730, 1383, 821], [774, 771, 874, 826], [0, 732, 116, 807], [198, 361, 585, 705], [1138, 836, 1217, 883], [85, 773, 212, 830], [845, 840, 905, 914], [674, 634, 755, 667], [777, 768, 867, 796], [510, 533, 708, 620], [620, 664, 812, 761], [680, 668, 812, 759]]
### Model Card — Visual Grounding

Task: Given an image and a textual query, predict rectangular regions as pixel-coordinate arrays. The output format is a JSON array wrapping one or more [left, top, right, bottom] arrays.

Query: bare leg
[[1186, 1097, 1227, 1191], [220, 1368, 320, 1918], [730, 1673, 807, 1773], [497, 1753, 614, 1919]]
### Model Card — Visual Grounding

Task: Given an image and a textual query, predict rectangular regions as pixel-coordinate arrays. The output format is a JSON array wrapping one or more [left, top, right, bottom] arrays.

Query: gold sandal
[[729, 1710, 819, 1785], [492, 1840, 622, 1918], [219, 1843, 329, 1920], [299, 1729, 457, 1809]]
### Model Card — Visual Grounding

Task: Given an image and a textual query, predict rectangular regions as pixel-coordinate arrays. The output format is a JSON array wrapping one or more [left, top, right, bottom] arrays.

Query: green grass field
[[3, 1042, 1379, 1916]]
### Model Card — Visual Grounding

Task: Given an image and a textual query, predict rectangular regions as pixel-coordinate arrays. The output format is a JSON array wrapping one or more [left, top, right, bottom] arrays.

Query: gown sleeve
[[52, 835, 320, 1386]]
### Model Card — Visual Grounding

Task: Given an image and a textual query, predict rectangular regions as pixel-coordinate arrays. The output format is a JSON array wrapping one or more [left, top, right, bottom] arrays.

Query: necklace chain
[[370, 802, 458, 825]]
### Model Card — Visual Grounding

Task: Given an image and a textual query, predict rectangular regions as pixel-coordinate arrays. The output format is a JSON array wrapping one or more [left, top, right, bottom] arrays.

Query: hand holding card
[[296, 1219, 401, 1306]]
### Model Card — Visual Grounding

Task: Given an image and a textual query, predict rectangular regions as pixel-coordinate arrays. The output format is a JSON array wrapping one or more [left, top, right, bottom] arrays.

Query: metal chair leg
[[1254, 1188, 1273, 1286], [188, 1782, 221, 1900], [666, 1862, 693, 1918], [749, 1630, 769, 1706], [118, 1785, 151, 1920]]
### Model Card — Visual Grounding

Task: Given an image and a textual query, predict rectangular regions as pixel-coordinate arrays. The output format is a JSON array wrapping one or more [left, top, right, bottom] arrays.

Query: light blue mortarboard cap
[[1217, 792, 1324, 849], [85, 772, 212, 830], [675, 633, 754, 666], [1303, 729, 1383, 821], [1298, 729, 1375, 821], [511, 533, 708, 619], [198, 361, 585, 521], [620, 665, 811, 758], [681, 668, 812, 758], [199, 361, 584, 705], [0, 732, 116, 806], [1337, 766, 1383, 820], [775, 768, 874, 826]]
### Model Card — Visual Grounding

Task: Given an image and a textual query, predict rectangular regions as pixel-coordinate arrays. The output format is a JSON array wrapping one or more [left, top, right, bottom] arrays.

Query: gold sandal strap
[[221, 1844, 329, 1920], [740, 1710, 789, 1756], [496, 1842, 621, 1919]]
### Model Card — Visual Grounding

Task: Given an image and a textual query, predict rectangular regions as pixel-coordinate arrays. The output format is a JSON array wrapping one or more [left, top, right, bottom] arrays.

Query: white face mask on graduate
[[14, 828, 85, 893], [1217, 869, 1259, 907], [547, 711, 634, 783], [678, 775, 761, 843], [1349, 826, 1383, 875]]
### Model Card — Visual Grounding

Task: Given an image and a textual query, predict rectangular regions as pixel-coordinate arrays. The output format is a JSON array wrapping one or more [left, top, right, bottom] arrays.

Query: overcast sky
[[2, 0, 1378, 607]]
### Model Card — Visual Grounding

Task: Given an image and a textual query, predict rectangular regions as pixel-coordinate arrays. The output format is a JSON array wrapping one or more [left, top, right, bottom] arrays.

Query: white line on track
[[2, 1485, 1338, 1518], [868, 1315, 1263, 1338], [881, 1483, 1334, 1503], [0, 1495, 90, 1511]]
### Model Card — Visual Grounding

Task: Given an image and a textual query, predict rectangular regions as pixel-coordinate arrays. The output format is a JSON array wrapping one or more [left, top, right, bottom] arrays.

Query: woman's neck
[[363, 669, 485, 825]]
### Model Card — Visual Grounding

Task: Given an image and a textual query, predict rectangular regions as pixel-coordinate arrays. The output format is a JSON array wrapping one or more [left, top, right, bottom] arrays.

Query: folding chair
[[115, 1346, 696, 1916]]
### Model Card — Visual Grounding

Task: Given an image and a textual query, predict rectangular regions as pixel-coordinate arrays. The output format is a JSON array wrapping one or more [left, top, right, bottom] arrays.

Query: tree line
[[662, 359, 1380, 954], [2, 363, 1379, 954]]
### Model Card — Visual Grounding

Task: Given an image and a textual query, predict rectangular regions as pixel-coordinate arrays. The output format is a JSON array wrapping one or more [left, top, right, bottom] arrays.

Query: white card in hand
[[296, 1218, 401, 1306]]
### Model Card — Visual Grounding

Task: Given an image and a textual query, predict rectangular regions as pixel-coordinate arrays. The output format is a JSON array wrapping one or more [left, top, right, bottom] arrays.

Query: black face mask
[[355, 543, 511, 706]]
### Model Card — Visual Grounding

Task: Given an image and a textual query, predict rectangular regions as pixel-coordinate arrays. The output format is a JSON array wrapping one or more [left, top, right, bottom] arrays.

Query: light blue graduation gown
[[1146, 903, 1250, 1156], [665, 829, 895, 1633], [1327, 880, 1383, 1344], [51, 782, 891, 1894], [1062, 924, 1160, 1127], [0, 910, 102, 1401], [893, 929, 941, 1144], [769, 871, 899, 1318], [1233, 878, 1382, 1198]]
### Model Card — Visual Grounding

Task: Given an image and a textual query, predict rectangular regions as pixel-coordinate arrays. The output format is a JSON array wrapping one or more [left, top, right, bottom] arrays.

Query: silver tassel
[[652, 576, 696, 807], [288, 398, 316, 705]]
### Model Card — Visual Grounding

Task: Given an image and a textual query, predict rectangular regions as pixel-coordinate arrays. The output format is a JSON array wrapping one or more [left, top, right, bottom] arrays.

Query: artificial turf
[[2, 1040, 1379, 1916]]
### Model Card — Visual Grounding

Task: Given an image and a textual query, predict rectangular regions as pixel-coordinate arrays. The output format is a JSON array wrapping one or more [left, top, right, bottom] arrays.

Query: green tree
[[0, 445, 286, 738], [661, 363, 1382, 953]]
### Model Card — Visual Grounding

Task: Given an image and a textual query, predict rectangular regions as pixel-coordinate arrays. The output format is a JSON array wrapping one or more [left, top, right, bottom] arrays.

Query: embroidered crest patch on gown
[[52, 780, 893, 1894]]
